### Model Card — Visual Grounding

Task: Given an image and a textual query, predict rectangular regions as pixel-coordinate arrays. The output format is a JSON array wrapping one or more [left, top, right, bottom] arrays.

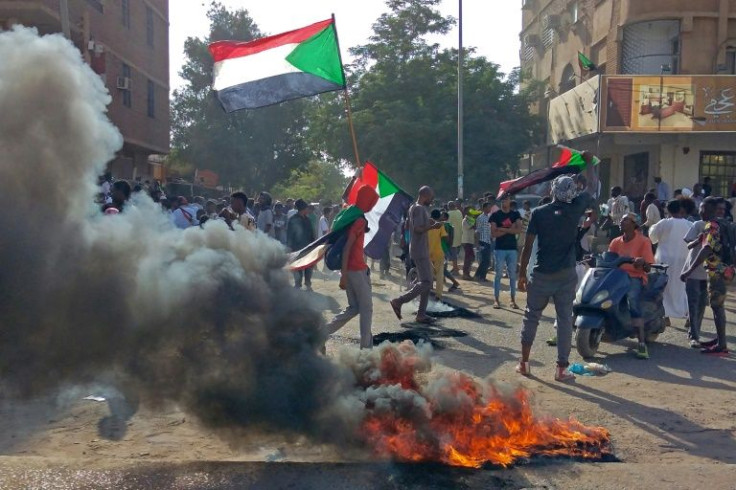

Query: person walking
[[461, 205, 476, 280], [428, 209, 449, 300], [517, 163, 596, 382], [323, 186, 379, 350], [447, 201, 464, 273], [390, 186, 443, 324], [490, 194, 522, 309], [473, 202, 493, 283], [256, 191, 274, 237], [287, 199, 316, 290]]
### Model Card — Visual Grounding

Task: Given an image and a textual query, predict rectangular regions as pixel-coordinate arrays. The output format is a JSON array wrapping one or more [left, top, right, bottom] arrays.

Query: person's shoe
[[546, 335, 558, 346], [389, 299, 403, 320], [636, 343, 649, 359], [448, 284, 460, 293], [701, 344, 729, 356], [689, 339, 701, 348], [700, 338, 718, 348], [493, 299, 501, 309], [555, 366, 575, 382], [462, 274, 472, 281], [510, 301, 520, 310], [415, 316, 436, 325], [305, 285, 313, 292], [516, 361, 531, 377]]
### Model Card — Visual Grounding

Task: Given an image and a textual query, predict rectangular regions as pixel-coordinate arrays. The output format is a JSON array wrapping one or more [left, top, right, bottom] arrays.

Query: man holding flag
[[516, 151, 598, 382]]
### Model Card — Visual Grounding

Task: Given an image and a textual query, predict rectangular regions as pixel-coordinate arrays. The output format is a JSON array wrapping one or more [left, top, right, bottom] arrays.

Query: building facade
[[521, 0, 736, 202], [0, 0, 170, 180]]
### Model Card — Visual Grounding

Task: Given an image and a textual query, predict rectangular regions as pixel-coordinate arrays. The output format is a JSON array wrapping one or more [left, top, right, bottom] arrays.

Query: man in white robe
[[649, 200, 693, 319]]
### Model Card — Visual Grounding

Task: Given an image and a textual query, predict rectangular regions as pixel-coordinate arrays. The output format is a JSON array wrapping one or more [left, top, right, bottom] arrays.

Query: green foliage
[[272, 161, 348, 204], [308, 0, 543, 199], [171, 2, 312, 191]]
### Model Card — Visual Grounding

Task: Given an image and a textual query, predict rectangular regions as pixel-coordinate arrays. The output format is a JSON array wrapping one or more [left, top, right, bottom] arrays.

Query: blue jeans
[[628, 277, 644, 318], [475, 241, 492, 280], [494, 249, 518, 299]]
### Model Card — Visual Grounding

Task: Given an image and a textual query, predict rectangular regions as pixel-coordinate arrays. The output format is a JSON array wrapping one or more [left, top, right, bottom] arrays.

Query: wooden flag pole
[[332, 14, 362, 168]]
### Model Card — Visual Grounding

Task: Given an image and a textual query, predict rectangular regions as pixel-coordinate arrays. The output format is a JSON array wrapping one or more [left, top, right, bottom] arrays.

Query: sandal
[[510, 301, 520, 310], [555, 366, 575, 382], [516, 361, 530, 377], [493, 300, 501, 309], [415, 316, 436, 325]]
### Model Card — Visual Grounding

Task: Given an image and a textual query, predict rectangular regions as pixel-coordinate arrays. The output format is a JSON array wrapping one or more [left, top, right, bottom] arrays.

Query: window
[[725, 49, 736, 74], [147, 80, 155, 118], [121, 0, 130, 28], [122, 64, 131, 108], [622, 20, 680, 74], [700, 152, 736, 197], [146, 6, 154, 47]]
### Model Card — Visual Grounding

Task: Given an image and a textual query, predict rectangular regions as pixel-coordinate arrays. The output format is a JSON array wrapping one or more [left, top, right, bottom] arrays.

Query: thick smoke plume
[[0, 26, 357, 443]]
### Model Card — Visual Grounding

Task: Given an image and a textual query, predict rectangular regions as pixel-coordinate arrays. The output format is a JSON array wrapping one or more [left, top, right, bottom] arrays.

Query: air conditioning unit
[[524, 34, 541, 49], [87, 40, 95, 51], [116, 76, 131, 90], [543, 14, 561, 30]]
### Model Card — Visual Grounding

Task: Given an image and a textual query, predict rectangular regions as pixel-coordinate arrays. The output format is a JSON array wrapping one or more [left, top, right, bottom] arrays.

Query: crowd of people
[[97, 161, 733, 381]]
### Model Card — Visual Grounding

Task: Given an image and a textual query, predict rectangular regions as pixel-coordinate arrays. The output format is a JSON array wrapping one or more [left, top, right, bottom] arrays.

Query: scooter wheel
[[576, 327, 603, 358]]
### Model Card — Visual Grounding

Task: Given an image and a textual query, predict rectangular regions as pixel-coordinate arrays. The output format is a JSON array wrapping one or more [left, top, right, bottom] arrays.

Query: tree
[[308, 0, 543, 198], [171, 2, 313, 191], [272, 161, 348, 204]]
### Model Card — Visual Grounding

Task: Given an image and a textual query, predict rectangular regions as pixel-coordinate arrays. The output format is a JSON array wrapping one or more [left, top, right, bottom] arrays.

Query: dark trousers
[[686, 279, 708, 340], [462, 243, 475, 277], [474, 241, 492, 280], [293, 267, 313, 288]]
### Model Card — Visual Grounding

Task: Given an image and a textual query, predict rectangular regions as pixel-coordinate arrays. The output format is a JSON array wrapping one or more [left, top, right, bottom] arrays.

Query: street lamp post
[[457, 0, 464, 199]]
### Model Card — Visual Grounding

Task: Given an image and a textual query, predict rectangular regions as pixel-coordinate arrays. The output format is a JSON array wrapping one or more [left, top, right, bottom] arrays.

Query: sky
[[169, 1, 522, 92]]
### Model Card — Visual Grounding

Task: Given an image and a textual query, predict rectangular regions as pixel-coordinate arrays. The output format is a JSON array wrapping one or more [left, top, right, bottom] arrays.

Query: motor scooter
[[573, 252, 668, 358]]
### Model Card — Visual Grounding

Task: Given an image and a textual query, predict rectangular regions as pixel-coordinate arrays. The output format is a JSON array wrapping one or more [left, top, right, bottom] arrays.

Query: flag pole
[[331, 14, 362, 169]]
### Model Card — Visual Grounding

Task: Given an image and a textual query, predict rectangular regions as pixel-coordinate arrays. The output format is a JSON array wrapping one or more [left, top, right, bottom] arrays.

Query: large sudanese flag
[[497, 147, 599, 199], [209, 19, 346, 112]]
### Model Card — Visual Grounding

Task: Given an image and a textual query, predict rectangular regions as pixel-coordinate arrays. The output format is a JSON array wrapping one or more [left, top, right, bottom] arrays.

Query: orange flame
[[356, 343, 611, 468]]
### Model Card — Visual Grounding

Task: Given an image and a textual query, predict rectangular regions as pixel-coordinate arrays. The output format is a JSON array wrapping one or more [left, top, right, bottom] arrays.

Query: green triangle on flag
[[578, 52, 597, 71], [286, 24, 346, 87]]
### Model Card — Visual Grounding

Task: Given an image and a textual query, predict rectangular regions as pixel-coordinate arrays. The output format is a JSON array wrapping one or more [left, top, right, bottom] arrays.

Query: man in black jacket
[[287, 199, 316, 290]]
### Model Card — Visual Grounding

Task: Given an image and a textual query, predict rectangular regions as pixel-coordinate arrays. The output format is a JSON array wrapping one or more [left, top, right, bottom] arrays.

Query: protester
[[221, 191, 255, 231], [256, 191, 274, 237], [607, 186, 630, 238], [518, 172, 595, 381], [608, 213, 656, 359], [447, 201, 464, 273], [319, 207, 332, 239], [287, 199, 316, 290], [273, 203, 288, 245], [681, 197, 730, 355], [205, 199, 218, 220], [703, 177, 713, 197], [473, 202, 493, 283], [323, 186, 379, 350], [285, 198, 297, 219], [518, 200, 532, 256], [640, 192, 662, 233], [682, 207, 708, 347], [439, 210, 462, 294], [109, 180, 131, 212], [461, 205, 476, 280], [655, 176, 670, 202], [171, 196, 200, 229], [390, 186, 443, 324], [649, 200, 692, 321], [490, 194, 522, 309], [428, 209, 449, 300]]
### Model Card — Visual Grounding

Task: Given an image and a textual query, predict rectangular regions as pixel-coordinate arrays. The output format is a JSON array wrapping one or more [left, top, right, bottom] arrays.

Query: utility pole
[[457, 0, 464, 199], [59, 0, 71, 38]]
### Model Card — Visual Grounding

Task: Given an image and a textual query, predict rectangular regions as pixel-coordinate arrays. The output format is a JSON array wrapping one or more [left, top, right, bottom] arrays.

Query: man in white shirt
[[318, 207, 332, 238], [171, 196, 199, 229]]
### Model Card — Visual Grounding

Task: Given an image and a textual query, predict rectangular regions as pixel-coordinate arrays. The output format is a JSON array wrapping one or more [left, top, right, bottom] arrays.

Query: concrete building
[[521, 0, 736, 202], [0, 0, 170, 180]]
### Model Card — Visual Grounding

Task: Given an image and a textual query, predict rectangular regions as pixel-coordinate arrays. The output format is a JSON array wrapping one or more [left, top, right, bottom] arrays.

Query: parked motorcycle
[[573, 252, 669, 358]]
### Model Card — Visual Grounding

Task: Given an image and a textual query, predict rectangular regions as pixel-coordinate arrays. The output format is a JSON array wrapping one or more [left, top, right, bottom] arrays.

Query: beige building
[[522, 0, 736, 201], [0, 0, 170, 180]]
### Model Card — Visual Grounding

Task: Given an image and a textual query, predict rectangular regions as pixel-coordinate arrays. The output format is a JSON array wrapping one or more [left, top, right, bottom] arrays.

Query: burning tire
[[576, 327, 603, 358]]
